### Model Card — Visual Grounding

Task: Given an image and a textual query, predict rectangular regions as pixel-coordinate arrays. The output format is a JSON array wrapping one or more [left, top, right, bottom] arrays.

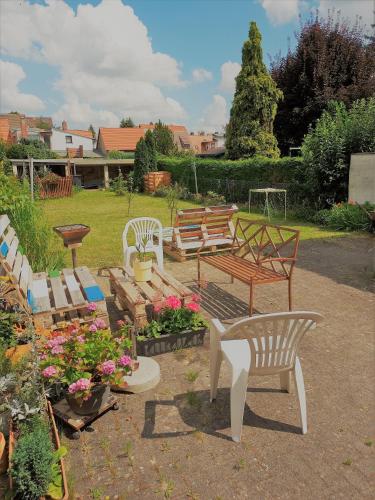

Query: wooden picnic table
[[108, 264, 194, 328]]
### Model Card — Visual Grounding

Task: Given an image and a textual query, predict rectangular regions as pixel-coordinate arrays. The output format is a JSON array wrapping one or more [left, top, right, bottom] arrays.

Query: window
[[65, 135, 73, 144]]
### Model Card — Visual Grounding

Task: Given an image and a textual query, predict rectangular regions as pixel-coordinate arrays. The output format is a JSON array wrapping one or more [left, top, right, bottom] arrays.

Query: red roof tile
[[65, 129, 94, 139], [98, 128, 145, 151], [0, 117, 11, 142]]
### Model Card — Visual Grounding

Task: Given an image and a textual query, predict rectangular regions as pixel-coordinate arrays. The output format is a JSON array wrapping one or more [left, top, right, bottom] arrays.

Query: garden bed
[[136, 327, 207, 356]]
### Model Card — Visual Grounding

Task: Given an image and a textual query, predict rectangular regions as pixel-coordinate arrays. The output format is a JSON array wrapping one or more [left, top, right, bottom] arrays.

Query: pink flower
[[39, 353, 47, 360], [118, 355, 132, 367], [47, 336, 67, 349], [154, 303, 162, 313], [51, 345, 64, 355], [191, 293, 201, 302], [68, 378, 91, 394], [77, 335, 85, 343], [42, 366, 57, 378], [87, 302, 97, 312], [94, 318, 106, 329], [165, 295, 181, 310], [186, 301, 200, 313], [117, 320, 125, 327], [101, 360, 116, 375], [89, 324, 98, 332], [71, 328, 79, 334]]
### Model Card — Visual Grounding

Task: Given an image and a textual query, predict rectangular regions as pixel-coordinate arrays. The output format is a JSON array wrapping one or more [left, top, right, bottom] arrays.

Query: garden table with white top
[[248, 187, 287, 220]]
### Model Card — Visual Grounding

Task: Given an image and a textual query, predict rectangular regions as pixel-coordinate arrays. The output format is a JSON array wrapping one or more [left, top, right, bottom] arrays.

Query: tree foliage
[[226, 21, 282, 160], [120, 117, 135, 128], [88, 124, 96, 138], [271, 12, 375, 154], [6, 139, 58, 159], [152, 120, 177, 156], [133, 137, 149, 190], [302, 97, 375, 206], [144, 129, 157, 171]]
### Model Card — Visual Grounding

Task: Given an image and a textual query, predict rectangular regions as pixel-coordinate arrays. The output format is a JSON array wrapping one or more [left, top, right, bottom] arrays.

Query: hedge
[[157, 155, 309, 203]]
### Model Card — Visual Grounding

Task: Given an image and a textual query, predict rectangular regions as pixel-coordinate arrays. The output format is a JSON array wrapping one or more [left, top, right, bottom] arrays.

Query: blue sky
[[0, 0, 373, 132]]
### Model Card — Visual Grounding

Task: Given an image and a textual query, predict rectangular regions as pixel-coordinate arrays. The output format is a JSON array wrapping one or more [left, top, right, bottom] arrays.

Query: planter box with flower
[[133, 235, 153, 282], [136, 294, 208, 356], [40, 308, 135, 416]]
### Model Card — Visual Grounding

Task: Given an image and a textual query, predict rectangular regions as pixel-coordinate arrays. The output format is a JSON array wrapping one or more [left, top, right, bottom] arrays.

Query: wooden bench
[[197, 218, 300, 316], [108, 264, 193, 328], [162, 204, 239, 261], [0, 214, 108, 330]]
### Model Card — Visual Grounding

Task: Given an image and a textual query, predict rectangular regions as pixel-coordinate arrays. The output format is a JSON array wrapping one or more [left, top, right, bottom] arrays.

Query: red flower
[[186, 301, 200, 313], [165, 295, 182, 310]]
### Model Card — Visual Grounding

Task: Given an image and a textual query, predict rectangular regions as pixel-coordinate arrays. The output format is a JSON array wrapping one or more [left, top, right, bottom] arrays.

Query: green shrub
[[313, 203, 372, 231], [110, 172, 128, 195], [12, 415, 54, 500], [108, 150, 134, 159], [0, 173, 64, 272]]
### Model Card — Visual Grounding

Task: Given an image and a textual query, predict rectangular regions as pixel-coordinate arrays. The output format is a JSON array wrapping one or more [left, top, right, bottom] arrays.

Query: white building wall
[[349, 153, 375, 204], [50, 129, 94, 151]]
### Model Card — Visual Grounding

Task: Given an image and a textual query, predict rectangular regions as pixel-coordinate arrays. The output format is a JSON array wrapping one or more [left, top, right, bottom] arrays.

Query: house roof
[[0, 117, 10, 142], [25, 116, 53, 129], [139, 123, 188, 133], [98, 127, 145, 151], [64, 129, 93, 139]]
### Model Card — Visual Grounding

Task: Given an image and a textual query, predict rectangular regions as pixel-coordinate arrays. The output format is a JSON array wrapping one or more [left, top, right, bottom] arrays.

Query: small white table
[[248, 188, 287, 220]]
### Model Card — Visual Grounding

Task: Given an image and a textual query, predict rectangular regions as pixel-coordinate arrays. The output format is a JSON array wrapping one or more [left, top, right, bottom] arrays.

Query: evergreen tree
[[226, 22, 282, 160], [120, 117, 135, 128], [144, 129, 157, 171], [133, 137, 149, 191], [88, 124, 96, 138], [152, 120, 177, 155]]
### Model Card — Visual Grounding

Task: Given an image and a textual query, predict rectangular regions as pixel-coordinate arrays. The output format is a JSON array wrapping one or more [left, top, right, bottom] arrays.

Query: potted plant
[[39, 315, 134, 416], [136, 294, 208, 356], [133, 235, 153, 282]]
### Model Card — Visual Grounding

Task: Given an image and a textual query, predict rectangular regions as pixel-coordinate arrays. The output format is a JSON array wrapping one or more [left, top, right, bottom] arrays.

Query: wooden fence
[[37, 175, 73, 199], [144, 171, 171, 193]]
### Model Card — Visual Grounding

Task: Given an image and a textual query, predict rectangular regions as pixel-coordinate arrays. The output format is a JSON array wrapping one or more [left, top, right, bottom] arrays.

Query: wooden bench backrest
[[174, 204, 238, 241], [0, 214, 33, 309], [232, 218, 300, 276]]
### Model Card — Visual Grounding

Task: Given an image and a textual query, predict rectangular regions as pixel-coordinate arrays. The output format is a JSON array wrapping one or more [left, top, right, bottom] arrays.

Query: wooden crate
[[144, 171, 171, 193], [109, 264, 193, 328]]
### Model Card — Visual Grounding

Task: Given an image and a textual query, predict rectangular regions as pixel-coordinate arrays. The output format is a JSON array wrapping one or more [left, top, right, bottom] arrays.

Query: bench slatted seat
[[0, 214, 108, 330], [162, 204, 239, 261], [198, 219, 300, 316]]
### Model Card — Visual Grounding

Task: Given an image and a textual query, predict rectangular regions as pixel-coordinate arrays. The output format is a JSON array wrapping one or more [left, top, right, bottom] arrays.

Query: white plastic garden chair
[[123, 217, 164, 271], [210, 311, 323, 442]]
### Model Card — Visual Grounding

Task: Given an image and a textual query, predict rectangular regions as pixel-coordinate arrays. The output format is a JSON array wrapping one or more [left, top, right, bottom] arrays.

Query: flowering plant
[[39, 316, 133, 400], [139, 294, 208, 340]]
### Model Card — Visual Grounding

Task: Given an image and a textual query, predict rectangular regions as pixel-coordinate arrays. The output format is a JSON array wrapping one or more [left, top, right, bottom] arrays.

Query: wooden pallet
[[163, 239, 235, 262], [108, 264, 194, 328], [52, 395, 119, 440], [0, 214, 108, 330]]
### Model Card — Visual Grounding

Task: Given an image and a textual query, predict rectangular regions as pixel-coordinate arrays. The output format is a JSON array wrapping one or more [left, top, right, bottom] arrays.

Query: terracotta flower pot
[[65, 384, 110, 416], [134, 259, 152, 282]]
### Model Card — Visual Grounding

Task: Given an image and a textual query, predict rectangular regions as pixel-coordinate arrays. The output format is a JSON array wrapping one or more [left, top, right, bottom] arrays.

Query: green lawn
[[40, 190, 348, 268]]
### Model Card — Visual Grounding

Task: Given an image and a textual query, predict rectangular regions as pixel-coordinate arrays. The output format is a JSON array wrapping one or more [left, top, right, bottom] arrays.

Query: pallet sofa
[[0, 214, 108, 330], [197, 218, 300, 316], [162, 204, 239, 262]]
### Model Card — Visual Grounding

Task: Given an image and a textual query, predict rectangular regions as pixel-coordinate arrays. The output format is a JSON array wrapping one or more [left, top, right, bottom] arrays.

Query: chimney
[[78, 145, 83, 158], [62, 120, 68, 130]]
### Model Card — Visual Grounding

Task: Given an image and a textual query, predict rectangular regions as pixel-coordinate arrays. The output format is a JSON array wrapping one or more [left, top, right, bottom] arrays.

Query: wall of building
[[50, 129, 94, 151], [349, 153, 375, 204]]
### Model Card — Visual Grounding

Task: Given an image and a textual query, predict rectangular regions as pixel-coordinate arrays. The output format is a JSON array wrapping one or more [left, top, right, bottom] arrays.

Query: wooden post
[[12, 162, 18, 177], [192, 160, 198, 195], [104, 164, 109, 189], [29, 157, 34, 201]]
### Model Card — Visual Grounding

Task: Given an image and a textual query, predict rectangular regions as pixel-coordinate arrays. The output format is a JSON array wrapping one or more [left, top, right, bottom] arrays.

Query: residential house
[[138, 123, 192, 152], [0, 113, 53, 144], [50, 121, 97, 157], [189, 133, 217, 154], [0, 116, 12, 143]]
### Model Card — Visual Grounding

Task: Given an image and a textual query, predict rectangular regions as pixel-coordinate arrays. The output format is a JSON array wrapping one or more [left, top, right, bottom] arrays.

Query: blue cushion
[[0, 241, 9, 257], [27, 289, 37, 313], [84, 285, 105, 302]]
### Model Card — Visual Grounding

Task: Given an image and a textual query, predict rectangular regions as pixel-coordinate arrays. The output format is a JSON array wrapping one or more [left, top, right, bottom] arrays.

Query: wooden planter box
[[136, 327, 207, 356], [144, 171, 171, 193], [8, 402, 69, 499]]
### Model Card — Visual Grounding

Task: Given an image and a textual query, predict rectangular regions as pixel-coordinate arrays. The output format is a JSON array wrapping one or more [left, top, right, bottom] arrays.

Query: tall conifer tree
[[226, 22, 282, 159]]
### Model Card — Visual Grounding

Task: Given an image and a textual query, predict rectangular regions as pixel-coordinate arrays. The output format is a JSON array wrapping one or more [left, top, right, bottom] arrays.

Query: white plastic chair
[[122, 217, 164, 271], [210, 311, 323, 442]]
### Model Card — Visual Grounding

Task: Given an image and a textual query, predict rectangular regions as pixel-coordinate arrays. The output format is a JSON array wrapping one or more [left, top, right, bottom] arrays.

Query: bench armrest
[[260, 257, 296, 264]]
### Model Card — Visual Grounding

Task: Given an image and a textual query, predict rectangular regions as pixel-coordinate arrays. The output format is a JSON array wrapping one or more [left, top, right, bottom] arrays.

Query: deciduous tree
[[120, 117, 135, 128]]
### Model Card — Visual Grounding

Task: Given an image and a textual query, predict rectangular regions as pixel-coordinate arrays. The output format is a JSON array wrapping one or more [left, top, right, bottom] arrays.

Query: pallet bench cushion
[[0, 214, 108, 328]]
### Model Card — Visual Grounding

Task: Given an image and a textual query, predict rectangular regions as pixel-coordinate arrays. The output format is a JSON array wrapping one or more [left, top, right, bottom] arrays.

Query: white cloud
[[199, 94, 228, 133], [318, 0, 373, 28], [219, 61, 241, 93], [192, 68, 213, 83], [0, 0, 186, 127], [259, 0, 300, 25], [0, 60, 45, 113]]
